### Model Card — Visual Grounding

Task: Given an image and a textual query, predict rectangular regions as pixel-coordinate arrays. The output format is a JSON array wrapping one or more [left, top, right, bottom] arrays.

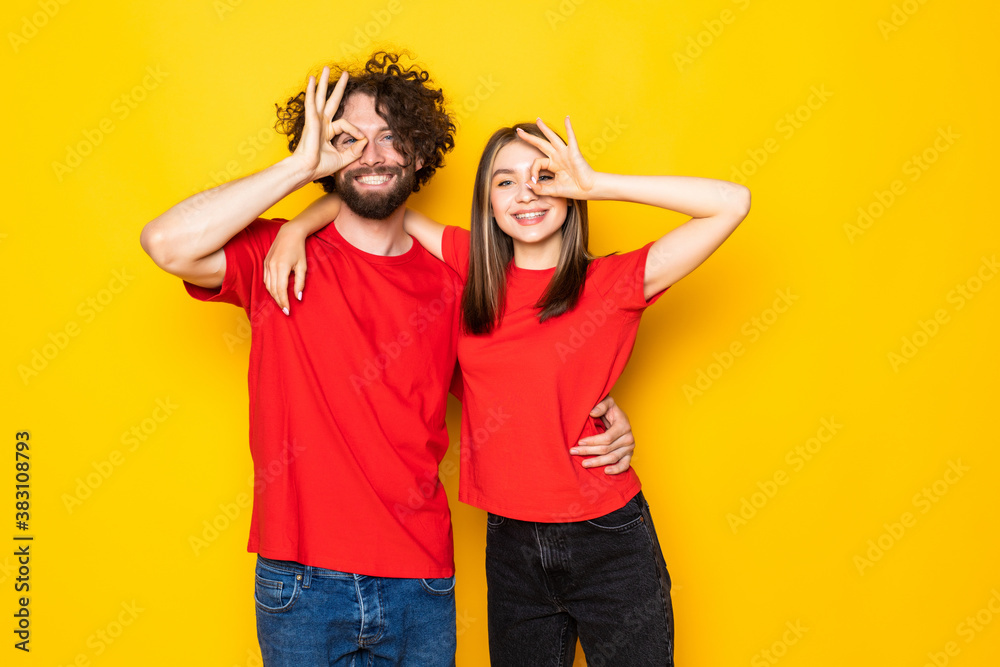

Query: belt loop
[[301, 565, 312, 588]]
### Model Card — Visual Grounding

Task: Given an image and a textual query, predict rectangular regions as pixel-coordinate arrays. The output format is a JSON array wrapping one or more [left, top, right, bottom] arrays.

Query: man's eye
[[382, 134, 394, 142], [340, 136, 356, 145]]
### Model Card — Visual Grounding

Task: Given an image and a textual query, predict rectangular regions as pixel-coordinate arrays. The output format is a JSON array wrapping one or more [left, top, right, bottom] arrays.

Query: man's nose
[[358, 138, 384, 166]]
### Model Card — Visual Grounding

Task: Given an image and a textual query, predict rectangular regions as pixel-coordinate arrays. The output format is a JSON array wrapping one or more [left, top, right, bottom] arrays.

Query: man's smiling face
[[333, 92, 422, 220]]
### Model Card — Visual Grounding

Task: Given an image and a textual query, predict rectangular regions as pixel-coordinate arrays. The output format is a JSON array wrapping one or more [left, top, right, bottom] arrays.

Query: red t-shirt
[[442, 226, 667, 522], [185, 219, 462, 577]]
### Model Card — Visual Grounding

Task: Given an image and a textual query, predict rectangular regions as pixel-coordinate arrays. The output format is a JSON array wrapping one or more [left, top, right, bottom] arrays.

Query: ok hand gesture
[[516, 116, 598, 200], [293, 66, 368, 182]]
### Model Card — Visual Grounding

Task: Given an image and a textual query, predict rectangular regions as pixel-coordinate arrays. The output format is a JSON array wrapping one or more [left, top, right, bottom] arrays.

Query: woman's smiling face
[[489, 140, 568, 250]]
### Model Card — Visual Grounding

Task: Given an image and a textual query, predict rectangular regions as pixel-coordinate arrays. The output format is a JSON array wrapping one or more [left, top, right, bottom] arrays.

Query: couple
[[141, 51, 749, 666]]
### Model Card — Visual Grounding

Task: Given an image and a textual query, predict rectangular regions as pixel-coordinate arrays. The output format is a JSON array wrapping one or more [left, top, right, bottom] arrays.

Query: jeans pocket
[[486, 512, 506, 528], [419, 575, 456, 596], [585, 495, 644, 532], [254, 562, 301, 613]]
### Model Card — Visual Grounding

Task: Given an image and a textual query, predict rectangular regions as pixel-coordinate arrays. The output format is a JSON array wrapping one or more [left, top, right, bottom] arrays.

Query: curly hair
[[275, 51, 455, 194]]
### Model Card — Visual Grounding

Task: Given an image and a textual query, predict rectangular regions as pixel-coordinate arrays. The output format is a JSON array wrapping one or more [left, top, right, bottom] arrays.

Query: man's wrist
[[278, 155, 319, 191]]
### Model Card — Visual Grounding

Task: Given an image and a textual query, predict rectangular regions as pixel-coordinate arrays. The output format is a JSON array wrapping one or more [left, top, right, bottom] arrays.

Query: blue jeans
[[254, 556, 456, 666], [486, 491, 674, 666]]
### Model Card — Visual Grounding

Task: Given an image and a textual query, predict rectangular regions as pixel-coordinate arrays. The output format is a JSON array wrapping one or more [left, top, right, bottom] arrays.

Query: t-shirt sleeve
[[183, 218, 284, 312], [590, 241, 669, 312], [440, 225, 471, 280]]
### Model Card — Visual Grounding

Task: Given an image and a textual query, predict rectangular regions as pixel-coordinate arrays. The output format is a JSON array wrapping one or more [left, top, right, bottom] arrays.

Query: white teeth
[[514, 211, 546, 220], [357, 175, 391, 185]]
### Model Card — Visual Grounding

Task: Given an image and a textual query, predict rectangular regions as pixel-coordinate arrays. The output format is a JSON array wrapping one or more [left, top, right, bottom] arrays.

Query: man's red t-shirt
[[186, 219, 462, 577], [442, 226, 666, 522]]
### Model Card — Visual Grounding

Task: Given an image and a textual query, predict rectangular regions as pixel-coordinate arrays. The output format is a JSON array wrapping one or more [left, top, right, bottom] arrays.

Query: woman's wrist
[[278, 219, 316, 238], [584, 171, 622, 201]]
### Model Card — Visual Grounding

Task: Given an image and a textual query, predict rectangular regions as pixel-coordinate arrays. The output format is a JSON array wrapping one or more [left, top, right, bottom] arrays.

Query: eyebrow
[[491, 168, 514, 178]]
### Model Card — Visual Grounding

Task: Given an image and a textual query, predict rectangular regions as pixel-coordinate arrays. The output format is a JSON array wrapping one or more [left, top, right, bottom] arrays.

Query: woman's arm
[[519, 118, 751, 300], [264, 196, 449, 312], [402, 208, 447, 261], [584, 173, 750, 300], [263, 193, 342, 314]]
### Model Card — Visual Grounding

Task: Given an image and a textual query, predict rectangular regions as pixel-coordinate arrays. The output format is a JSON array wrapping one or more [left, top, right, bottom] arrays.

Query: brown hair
[[462, 123, 592, 335], [275, 51, 455, 193]]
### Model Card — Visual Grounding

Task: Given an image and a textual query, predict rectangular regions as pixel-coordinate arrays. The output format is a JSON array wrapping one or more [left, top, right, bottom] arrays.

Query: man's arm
[[140, 68, 367, 288], [140, 158, 318, 287]]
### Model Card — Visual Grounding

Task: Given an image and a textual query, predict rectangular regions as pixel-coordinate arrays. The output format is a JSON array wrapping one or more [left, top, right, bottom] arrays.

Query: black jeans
[[486, 491, 674, 666]]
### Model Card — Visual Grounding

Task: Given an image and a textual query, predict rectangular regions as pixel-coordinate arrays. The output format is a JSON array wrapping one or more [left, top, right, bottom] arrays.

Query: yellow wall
[[4, 0, 998, 665]]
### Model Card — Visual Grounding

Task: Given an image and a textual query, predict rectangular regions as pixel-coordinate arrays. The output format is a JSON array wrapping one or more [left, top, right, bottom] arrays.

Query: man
[[140, 52, 635, 665]]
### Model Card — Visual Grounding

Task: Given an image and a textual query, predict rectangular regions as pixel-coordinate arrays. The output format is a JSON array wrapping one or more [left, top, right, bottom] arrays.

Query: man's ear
[[415, 156, 424, 171]]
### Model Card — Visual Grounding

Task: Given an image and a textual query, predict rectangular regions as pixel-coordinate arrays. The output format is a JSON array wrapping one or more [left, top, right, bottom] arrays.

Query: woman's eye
[[497, 179, 513, 187], [538, 173, 554, 181]]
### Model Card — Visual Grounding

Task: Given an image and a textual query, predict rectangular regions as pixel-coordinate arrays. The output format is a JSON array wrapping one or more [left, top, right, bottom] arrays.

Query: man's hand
[[571, 395, 636, 475], [291, 67, 368, 182]]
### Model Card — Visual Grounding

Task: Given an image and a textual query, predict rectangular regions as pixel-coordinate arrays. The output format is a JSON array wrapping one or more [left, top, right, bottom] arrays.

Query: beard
[[334, 164, 416, 220]]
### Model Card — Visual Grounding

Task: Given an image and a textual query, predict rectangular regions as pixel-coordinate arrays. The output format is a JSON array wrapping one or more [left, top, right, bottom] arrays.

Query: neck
[[512, 231, 563, 269], [334, 205, 412, 256]]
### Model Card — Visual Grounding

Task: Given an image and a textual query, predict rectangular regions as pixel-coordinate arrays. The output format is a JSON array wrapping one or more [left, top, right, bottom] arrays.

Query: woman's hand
[[571, 395, 636, 475], [516, 116, 598, 200], [263, 223, 310, 315], [291, 67, 369, 182]]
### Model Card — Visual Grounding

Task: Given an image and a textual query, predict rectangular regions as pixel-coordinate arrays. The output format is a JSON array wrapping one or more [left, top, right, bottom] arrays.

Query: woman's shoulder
[[586, 242, 657, 301]]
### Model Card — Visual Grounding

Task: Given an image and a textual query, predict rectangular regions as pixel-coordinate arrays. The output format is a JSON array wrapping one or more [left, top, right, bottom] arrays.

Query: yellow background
[[4, 0, 999, 665]]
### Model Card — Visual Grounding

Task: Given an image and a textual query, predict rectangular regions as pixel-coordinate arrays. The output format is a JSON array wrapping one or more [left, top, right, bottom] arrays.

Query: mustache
[[341, 165, 403, 177]]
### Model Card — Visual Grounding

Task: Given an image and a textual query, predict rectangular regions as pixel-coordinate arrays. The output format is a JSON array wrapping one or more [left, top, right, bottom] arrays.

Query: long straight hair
[[462, 123, 592, 335]]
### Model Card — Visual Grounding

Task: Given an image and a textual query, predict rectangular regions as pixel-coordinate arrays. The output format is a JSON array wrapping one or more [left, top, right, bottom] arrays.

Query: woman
[[266, 118, 750, 665]]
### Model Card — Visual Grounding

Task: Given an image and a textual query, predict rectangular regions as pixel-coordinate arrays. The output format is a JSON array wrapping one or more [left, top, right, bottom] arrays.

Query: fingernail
[[282, 307, 289, 316], [531, 176, 537, 183], [297, 291, 303, 301], [569, 448, 579, 455]]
